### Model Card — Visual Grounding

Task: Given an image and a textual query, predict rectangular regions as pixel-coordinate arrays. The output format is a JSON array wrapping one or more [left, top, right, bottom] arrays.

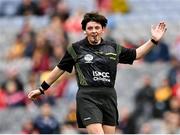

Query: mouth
[[92, 34, 97, 37], [92, 33, 98, 38], [91, 36, 98, 44]]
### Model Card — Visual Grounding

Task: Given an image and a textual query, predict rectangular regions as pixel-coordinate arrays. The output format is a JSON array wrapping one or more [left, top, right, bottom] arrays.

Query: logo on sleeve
[[84, 54, 93, 63], [83, 117, 91, 121]]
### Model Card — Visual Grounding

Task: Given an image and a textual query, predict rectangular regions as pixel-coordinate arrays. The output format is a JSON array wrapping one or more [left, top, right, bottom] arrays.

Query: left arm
[[136, 22, 167, 60]]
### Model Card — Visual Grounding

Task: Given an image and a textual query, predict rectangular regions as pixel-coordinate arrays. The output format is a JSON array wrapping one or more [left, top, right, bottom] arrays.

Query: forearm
[[136, 39, 155, 60], [42, 66, 65, 89], [136, 21, 167, 60], [38, 66, 65, 94], [28, 66, 65, 97]]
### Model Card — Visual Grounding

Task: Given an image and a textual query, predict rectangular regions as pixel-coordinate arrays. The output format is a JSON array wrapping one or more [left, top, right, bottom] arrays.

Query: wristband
[[41, 81, 50, 90], [39, 87, 45, 95], [151, 38, 159, 45]]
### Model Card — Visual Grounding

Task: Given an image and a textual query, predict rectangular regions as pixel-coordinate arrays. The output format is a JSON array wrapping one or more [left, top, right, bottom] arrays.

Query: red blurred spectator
[[172, 83, 180, 101], [32, 33, 52, 73], [5, 79, 26, 107], [97, 0, 112, 12], [0, 87, 7, 109], [64, 10, 83, 34], [21, 119, 39, 134], [172, 34, 180, 61]]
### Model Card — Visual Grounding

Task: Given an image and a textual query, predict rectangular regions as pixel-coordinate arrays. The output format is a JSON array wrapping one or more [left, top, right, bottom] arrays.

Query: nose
[[92, 28, 97, 33]]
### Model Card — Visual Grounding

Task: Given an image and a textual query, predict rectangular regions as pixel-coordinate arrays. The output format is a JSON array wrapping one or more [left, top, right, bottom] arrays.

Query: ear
[[83, 31, 86, 34], [102, 28, 105, 34]]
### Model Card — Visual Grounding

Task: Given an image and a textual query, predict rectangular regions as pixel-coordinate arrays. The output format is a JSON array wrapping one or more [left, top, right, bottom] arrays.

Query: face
[[41, 103, 52, 117], [85, 21, 105, 45]]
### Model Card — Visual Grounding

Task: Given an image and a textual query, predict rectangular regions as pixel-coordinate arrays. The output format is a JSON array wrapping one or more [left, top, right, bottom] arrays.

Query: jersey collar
[[84, 37, 105, 47]]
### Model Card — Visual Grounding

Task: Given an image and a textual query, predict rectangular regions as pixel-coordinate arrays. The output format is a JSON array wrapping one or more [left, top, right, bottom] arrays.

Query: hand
[[151, 22, 167, 41], [28, 89, 41, 100]]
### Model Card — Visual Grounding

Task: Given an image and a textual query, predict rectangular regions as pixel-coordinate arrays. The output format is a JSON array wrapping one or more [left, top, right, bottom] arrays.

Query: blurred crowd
[[0, 0, 179, 134]]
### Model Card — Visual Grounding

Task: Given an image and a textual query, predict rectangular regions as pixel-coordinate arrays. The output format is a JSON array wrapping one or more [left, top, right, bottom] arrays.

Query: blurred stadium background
[[0, 0, 180, 134]]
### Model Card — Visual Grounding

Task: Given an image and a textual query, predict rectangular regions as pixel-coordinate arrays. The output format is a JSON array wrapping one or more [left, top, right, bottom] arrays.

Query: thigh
[[76, 97, 103, 128], [102, 99, 119, 126], [102, 125, 116, 134], [86, 123, 104, 134]]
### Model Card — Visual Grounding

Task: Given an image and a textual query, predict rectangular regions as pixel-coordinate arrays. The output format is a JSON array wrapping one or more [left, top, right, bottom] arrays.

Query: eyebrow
[[87, 25, 101, 28]]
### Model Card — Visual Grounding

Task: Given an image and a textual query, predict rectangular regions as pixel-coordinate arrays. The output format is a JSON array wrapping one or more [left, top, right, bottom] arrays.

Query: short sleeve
[[118, 47, 136, 64], [57, 50, 75, 73]]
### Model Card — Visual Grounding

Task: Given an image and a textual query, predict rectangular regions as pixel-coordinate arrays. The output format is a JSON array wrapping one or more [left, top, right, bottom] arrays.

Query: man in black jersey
[[28, 12, 167, 134]]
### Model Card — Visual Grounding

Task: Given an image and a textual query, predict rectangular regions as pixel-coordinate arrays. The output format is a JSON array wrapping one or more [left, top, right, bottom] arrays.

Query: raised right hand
[[28, 89, 41, 100]]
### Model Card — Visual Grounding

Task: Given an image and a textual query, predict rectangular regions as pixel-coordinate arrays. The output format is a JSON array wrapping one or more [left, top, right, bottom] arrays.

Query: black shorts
[[76, 87, 119, 128]]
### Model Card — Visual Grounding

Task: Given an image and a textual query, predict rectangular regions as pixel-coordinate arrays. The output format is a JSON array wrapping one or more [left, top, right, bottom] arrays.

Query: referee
[[28, 12, 167, 134]]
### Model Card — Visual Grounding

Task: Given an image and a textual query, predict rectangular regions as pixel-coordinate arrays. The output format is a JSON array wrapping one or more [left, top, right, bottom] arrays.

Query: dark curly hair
[[81, 12, 108, 30]]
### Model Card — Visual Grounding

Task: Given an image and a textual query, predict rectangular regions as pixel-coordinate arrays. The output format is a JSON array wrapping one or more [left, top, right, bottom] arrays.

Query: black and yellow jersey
[[57, 37, 136, 88]]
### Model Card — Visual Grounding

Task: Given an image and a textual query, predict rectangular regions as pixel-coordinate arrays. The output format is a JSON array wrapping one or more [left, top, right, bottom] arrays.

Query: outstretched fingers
[[158, 22, 167, 31]]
